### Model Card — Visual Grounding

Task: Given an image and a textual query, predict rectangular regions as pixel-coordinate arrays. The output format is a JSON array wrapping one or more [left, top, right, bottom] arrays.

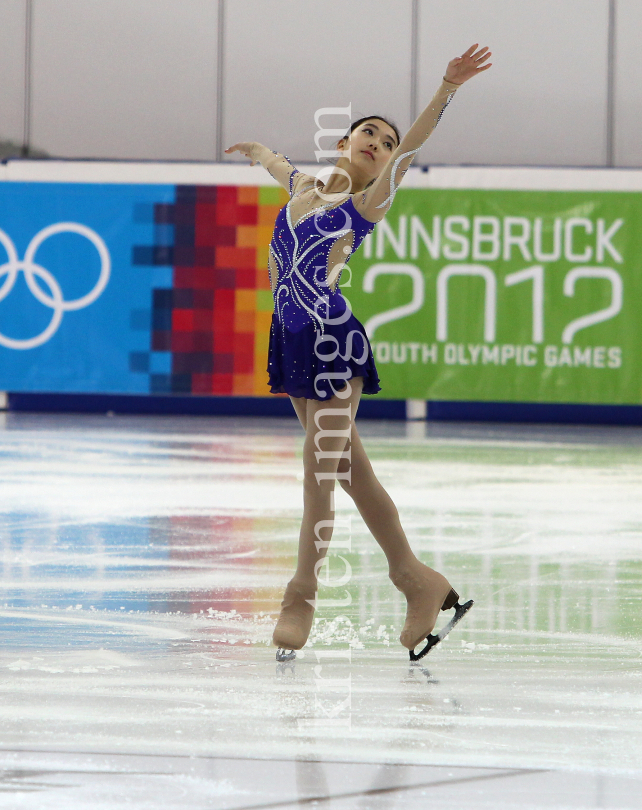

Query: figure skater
[[226, 44, 492, 661]]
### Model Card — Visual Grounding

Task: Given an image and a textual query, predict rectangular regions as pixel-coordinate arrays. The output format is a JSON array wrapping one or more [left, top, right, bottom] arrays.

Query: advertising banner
[[1, 179, 641, 404], [348, 189, 641, 404], [0, 181, 284, 397]]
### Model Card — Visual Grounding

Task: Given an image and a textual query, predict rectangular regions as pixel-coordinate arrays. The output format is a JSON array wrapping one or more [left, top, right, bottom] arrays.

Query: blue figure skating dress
[[266, 174, 382, 401]]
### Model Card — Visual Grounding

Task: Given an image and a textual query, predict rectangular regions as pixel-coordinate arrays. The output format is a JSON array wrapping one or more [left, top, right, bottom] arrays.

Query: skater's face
[[338, 118, 399, 179]]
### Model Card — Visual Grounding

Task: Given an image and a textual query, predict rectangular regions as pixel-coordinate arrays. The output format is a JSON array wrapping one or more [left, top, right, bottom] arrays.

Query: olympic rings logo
[[0, 223, 111, 350]]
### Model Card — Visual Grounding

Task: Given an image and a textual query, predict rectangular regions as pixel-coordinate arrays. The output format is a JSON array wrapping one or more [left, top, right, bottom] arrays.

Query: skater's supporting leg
[[274, 377, 364, 650], [293, 378, 364, 588]]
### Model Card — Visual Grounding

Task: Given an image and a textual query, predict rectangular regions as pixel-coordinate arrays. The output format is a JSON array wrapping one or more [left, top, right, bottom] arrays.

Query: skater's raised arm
[[225, 142, 311, 197], [354, 44, 492, 222]]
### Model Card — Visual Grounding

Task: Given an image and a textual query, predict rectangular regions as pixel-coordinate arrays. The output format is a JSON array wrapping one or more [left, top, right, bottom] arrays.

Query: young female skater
[[226, 44, 492, 661]]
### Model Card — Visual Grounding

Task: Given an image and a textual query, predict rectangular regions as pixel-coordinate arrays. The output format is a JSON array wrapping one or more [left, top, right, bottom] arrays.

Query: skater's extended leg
[[336, 423, 456, 650], [274, 377, 364, 650], [335, 423, 416, 572]]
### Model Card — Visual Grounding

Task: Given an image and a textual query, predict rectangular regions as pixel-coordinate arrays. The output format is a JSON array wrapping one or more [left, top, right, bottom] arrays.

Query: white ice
[[1, 412, 641, 809]]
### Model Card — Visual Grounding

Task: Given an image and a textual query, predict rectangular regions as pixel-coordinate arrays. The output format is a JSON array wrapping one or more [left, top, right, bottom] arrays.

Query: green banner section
[[344, 188, 642, 404]]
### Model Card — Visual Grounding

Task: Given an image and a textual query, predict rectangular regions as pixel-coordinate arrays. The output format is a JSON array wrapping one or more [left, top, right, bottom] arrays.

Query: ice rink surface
[[1, 410, 641, 809]]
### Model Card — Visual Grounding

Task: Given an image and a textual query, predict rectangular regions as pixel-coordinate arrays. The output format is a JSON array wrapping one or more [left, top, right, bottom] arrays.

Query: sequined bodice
[[269, 193, 375, 336]]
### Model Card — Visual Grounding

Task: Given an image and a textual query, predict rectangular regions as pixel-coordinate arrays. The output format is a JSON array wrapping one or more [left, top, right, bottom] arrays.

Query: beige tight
[[288, 378, 417, 591]]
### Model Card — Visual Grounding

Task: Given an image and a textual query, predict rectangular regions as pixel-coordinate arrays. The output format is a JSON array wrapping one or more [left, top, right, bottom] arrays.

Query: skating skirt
[[267, 311, 381, 401]]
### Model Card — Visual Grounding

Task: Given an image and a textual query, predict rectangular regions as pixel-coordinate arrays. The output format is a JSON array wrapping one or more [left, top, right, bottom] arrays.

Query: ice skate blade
[[276, 648, 296, 662], [409, 599, 474, 662]]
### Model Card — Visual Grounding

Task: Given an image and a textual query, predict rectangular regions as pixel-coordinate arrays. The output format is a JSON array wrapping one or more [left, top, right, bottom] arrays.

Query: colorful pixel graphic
[[132, 184, 288, 396]]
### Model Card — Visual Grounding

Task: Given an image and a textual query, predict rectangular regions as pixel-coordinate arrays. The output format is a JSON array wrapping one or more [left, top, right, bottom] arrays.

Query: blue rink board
[[7, 392, 642, 424]]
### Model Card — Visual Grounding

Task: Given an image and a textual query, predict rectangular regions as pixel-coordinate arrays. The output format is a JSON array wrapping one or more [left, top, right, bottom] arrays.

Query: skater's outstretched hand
[[444, 44, 492, 85], [225, 142, 260, 166], [225, 142, 303, 195]]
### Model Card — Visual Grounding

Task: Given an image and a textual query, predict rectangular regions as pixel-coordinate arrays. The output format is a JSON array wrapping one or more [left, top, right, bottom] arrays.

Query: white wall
[[0, 0, 26, 144], [417, 0, 609, 167], [30, 0, 219, 160], [223, 0, 413, 168], [614, 0, 642, 167], [0, 0, 637, 167]]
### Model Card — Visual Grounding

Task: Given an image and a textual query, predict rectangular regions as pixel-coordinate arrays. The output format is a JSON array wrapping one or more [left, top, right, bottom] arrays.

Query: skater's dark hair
[[342, 115, 401, 149]]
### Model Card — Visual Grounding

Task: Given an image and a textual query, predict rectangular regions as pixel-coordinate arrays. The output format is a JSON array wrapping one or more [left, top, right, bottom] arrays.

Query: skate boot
[[272, 579, 317, 661], [390, 561, 473, 660]]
